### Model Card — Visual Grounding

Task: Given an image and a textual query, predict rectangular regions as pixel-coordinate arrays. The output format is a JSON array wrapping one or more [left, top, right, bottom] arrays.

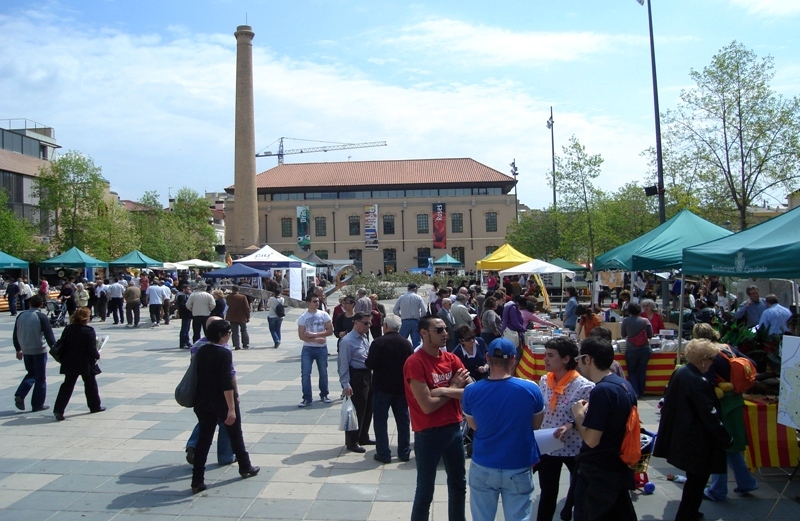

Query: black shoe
[[239, 466, 260, 479], [399, 455, 410, 462], [373, 454, 391, 464], [54, 412, 65, 421], [359, 439, 376, 445], [186, 447, 195, 465], [14, 396, 24, 411], [347, 444, 366, 453], [32, 405, 50, 412], [191, 483, 206, 494], [90, 406, 106, 413]]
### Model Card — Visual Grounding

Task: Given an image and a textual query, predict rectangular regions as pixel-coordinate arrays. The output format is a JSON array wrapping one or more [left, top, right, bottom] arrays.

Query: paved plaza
[[1, 301, 799, 520]]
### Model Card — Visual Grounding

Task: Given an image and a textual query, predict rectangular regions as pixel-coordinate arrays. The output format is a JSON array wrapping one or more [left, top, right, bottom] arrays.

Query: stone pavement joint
[[1, 302, 799, 520]]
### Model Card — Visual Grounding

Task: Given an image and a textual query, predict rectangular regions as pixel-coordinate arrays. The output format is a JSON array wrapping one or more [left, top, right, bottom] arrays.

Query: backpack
[[612, 380, 642, 467], [274, 298, 286, 318], [719, 347, 756, 394]]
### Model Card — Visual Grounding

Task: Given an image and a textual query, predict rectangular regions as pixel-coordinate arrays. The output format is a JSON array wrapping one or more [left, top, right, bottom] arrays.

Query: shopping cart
[[632, 428, 657, 489]]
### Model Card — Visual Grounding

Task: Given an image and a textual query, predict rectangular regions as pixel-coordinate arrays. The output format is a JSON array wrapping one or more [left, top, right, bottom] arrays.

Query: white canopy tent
[[234, 244, 313, 300], [500, 259, 577, 312]]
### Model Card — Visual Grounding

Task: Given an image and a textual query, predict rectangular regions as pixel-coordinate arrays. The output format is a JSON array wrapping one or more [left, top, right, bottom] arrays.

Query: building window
[[383, 248, 397, 274], [451, 213, 463, 233], [485, 245, 499, 256], [349, 215, 360, 236], [416, 214, 429, 234], [349, 249, 363, 271], [315, 216, 327, 237], [485, 212, 498, 233], [383, 214, 395, 235], [417, 248, 431, 268], [452, 247, 465, 264], [315, 249, 328, 259], [281, 217, 292, 237]]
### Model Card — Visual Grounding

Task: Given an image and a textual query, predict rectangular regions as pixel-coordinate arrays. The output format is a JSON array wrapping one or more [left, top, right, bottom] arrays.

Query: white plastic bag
[[339, 396, 359, 431]]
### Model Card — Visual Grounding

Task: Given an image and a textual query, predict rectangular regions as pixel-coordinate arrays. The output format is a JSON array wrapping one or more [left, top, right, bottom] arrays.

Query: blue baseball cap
[[488, 338, 516, 359]]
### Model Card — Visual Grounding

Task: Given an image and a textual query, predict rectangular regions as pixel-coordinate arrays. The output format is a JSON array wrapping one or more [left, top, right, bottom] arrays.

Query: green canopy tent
[[594, 209, 732, 271], [549, 258, 587, 272], [108, 250, 162, 268], [288, 254, 315, 267], [433, 254, 463, 267], [682, 205, 800, 279], [39, 247, 108, 269], [0, 251, 29, 269]]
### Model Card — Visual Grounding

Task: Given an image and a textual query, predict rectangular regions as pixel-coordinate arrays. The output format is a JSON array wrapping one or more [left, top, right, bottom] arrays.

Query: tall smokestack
[[233, 25, 259, 251]]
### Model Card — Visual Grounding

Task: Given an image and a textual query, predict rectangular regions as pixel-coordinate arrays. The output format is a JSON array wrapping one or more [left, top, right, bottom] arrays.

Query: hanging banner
[[296, 206, 311, 252], [365, 204, 379, 250], [433, 202, 446, 249]]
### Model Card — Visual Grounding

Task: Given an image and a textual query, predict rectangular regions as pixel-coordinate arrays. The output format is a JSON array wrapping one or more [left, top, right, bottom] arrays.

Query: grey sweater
[[13, 308, 56, 355]]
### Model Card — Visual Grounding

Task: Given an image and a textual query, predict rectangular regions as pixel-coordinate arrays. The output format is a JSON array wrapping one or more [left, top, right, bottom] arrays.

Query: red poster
[[433, 203, 446, 249]]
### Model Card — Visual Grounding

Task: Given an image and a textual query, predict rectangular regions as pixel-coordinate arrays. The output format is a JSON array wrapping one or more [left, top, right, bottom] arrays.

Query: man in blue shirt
[[462, 338, 544, 521], [733, 285, 767, 328], [757, 294, 791, 335]]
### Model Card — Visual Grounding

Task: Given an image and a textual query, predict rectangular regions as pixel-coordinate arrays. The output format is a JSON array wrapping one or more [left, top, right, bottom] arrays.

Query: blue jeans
[[268, 317, 283, 345], [179, 317, 192, 347], [8, 295, 17, 315], [705, 452, 757, 500], [625, 346, 651, 397], [411, 422, 466, 521], [373, 391, 410, 461], [469, 462, 534, 521], [15, 353, 48, 410], [187, 420, 234, 465], [400, 318, 421, 347], [301, 345, 329, 403]]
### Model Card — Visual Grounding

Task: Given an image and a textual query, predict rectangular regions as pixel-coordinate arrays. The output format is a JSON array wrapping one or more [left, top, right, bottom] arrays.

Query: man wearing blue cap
[[461, 338, 545, 521]]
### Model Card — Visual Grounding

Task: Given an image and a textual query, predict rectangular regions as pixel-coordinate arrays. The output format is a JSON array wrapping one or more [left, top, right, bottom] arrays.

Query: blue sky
[[1, 0, 799, 209]]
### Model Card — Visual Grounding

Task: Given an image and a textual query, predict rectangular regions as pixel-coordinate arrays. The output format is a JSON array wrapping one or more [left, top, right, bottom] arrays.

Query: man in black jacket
[[365, 314, 413, 463]]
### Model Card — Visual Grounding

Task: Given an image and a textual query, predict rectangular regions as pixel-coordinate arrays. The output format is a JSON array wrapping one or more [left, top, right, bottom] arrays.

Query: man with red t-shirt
[[404, 316, 472, 521]]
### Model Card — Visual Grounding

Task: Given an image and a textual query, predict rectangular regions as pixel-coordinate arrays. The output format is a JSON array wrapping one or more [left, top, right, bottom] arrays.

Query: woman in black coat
[[654, 338, 733, 521], [54, 307, 104, 421]]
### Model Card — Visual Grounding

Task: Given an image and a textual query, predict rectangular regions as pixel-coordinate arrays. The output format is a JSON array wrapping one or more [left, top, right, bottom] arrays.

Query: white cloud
[[381, 18, 646, 67], [730, 0, 800, 16]]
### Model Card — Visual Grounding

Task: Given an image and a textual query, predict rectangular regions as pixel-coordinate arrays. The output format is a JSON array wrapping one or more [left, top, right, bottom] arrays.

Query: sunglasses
[[359, 321, 372, 326], [428, 326, 446, 334], [575, 354, 589, 363]]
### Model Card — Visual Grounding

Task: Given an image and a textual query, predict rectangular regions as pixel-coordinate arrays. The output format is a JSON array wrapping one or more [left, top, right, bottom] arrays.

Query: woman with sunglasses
[[451, 325, 489, 382], [654, 339, 733, 521], [190, 319, 259, 494]]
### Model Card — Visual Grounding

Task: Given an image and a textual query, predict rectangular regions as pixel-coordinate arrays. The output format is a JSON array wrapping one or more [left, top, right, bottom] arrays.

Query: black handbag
[[91, 362, 102, 375], [49, 339, 63, 363]]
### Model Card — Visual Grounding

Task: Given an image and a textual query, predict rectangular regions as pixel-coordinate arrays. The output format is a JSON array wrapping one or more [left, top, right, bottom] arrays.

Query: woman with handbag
[[620, 302, 653, 398], [53, 307, 105, 421]]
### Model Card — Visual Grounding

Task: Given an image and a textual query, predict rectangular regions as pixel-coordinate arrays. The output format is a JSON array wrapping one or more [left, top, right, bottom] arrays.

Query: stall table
[[516, 343, 676, 395]]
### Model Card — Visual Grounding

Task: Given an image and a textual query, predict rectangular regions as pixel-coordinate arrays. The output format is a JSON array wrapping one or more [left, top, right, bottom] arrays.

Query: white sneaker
[[321, 397, 332, 404], [298, 400, 312, 407]]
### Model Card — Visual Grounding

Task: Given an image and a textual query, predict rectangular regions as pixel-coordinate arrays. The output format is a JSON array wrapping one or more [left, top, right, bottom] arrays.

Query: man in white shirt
[[107, 278, 126, 324], [393, 283, 427, 346], [297, 293, 334, 407], [186, 284, 216, 342]]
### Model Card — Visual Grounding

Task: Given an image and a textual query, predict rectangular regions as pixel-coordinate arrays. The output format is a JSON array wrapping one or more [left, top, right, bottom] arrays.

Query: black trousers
[[149, 304, 162, 324], [126, 301, 140, 325], [192, 399, 251, 487], [676, 471, 709, 521], [345, 367, 373, 447], [536, 454, 577, 521], [192, 316, 209, 343], [109, 297, 124, 323], [54, 372, 101, 414]]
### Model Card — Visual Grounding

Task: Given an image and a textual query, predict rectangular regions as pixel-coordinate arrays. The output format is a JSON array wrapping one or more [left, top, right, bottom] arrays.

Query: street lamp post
[[510, 159, 519, 222], [639, 0, 666, 224], [546, 107, 556, 209]]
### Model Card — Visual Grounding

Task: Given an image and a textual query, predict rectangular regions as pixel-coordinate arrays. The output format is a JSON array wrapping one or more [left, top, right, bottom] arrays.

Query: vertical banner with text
[[433, 202, 446, 249], [365, 204, 379, 250], [297, 206, 310, 252]]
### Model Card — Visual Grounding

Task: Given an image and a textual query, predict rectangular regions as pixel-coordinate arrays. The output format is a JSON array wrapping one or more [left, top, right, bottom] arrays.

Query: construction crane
[[255, 137, 387, 164]]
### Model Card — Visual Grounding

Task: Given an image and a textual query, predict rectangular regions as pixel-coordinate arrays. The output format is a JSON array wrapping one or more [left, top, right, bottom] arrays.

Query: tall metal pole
[[547, 107, 556, 209], [510, 159, 519, 222], [645, 0, 666, 224]]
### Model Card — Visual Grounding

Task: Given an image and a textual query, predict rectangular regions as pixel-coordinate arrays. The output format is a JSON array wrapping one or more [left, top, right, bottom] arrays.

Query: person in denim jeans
[[297, 294, 333, 407], [267, 293, 285, 348], [462, 338, 545, 521], [620, 303, 653, 398], [404, 316, 472, 521], [13, 295, 56, 412]]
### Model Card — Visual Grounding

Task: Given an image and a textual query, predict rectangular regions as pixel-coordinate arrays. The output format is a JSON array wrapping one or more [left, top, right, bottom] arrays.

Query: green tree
[[664, 41, 800, 229], [506, 208, 561, 260], [170, 188, 218, 260], [0, 190, 48, 261], [593, 182, 659, 254], [550, 136, 604, 265], [33, 150, 108, 255], [89, 198, 140, 260]]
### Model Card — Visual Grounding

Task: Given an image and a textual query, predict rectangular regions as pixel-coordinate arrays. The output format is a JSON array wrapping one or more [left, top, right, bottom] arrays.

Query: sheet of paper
[[534, 428, 564, 455]]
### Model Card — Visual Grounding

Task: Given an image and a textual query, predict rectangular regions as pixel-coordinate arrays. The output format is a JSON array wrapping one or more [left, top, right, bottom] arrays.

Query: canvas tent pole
[[675, 272, 686, 366]]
